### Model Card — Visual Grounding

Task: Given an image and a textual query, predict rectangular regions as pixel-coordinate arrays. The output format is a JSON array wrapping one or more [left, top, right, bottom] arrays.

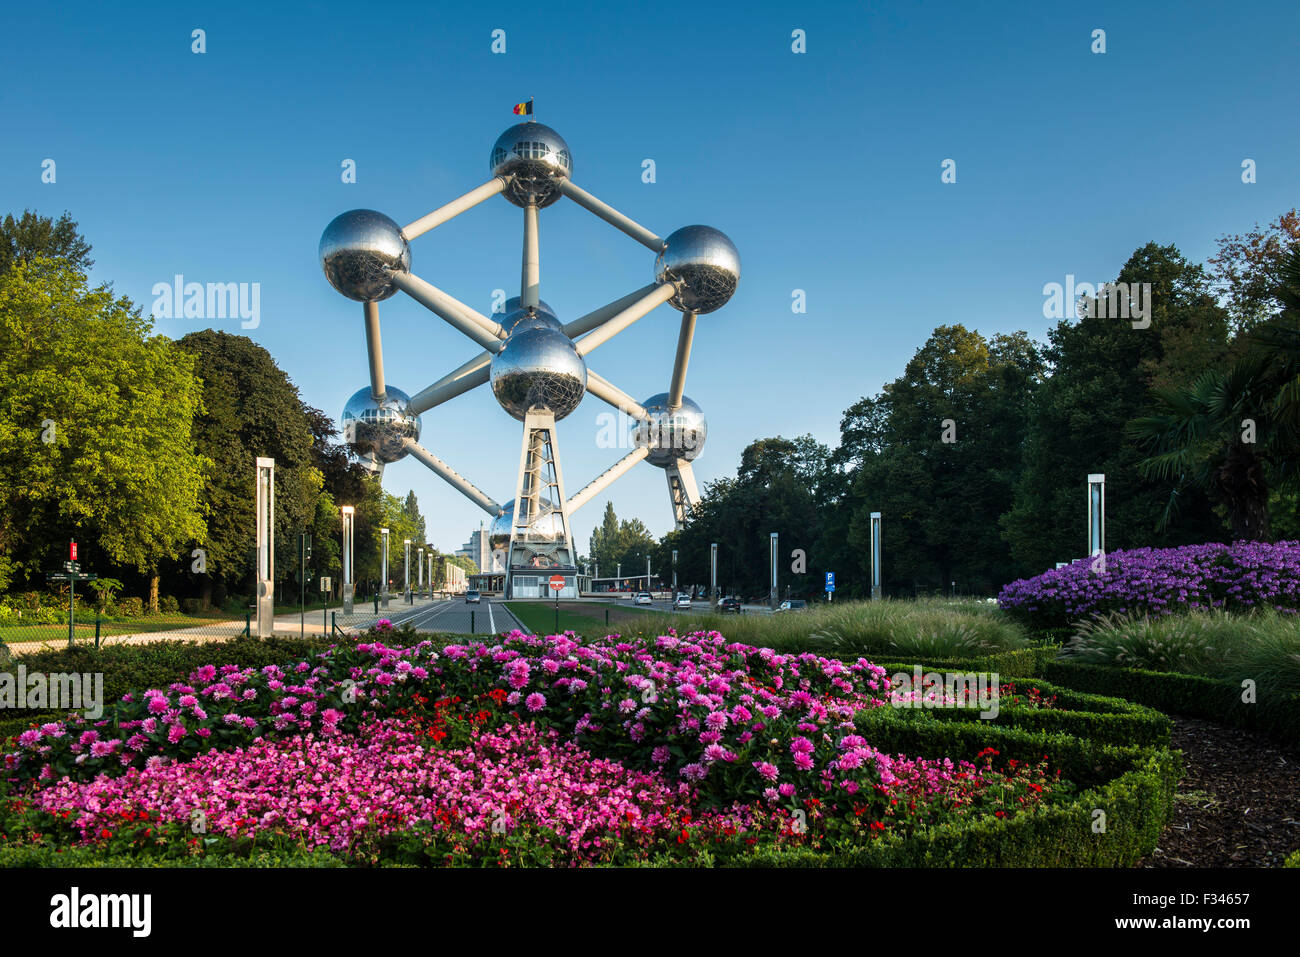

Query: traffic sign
[[825, 572, 836, 592], [549, 575, 566, 592], [320, 576, 332, 592], [69, 541, 77, 561]]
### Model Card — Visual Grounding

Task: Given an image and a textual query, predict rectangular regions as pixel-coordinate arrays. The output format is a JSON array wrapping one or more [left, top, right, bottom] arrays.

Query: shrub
[[998, 541, 1300, 630], [182, 598, 201, 614], [117, 597, 144, 618], [159, 595, 180, 615]]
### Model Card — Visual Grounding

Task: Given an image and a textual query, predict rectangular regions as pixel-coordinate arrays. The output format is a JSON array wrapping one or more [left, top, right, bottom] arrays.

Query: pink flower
[[525, 693, 546, 712]]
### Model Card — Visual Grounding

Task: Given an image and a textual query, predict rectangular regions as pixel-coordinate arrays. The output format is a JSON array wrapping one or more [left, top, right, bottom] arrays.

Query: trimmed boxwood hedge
[[873, 675, 1172, 749], [870, 646, 1055, 678], [1044, 660, 1300, 746], [727, 710, 1181, 867], [0, 844, 353, 868]]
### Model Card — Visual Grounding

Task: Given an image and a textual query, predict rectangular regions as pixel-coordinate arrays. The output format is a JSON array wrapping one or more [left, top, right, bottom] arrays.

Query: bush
[[159, 595, 179, 614], [117, 596, 144, 618], [998, 541, 1300, 630], [182, 598, 201, 614]]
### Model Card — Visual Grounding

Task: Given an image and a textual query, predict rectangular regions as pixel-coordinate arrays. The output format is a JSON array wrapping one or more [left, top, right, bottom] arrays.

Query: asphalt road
[[336, 597, 527, 636]]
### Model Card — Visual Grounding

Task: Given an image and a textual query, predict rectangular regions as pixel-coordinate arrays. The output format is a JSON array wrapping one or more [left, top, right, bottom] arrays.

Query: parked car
[[776, 599, 808, 612], [464, 589, 481, 604], [674, 593, 692, 609], [634, 592, 653, 605], [717, 596, 742, 614]]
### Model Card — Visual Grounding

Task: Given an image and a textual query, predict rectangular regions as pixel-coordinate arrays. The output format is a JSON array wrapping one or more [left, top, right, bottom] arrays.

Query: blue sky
[[3, 0, 1297, 556]]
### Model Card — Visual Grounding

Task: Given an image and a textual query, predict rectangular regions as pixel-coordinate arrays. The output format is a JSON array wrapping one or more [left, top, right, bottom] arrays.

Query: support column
[[664, 459, 700, 530], [522, 202, 540, 309], [380, 528, 390, 609], [505, 410, 576, 599]]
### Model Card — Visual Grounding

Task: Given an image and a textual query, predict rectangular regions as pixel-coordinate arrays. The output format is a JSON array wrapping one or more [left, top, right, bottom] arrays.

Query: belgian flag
[[512, 99, 534, 116]]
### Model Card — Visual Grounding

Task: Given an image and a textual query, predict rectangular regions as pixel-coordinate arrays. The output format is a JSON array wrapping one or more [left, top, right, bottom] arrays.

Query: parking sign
[[825, 572, 835, 592]]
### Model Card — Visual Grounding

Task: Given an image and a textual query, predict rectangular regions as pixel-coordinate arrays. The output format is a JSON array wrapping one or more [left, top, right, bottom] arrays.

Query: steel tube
[[401, 178, 508, 240], [574, 283, 678, 357], [667, 311, 697, 410], [389, 271, 505, 351], [403, 438, 501, 516], [363, 301, 386, 401], [558, 179, 664, 251], [567, 446, 649, 515]]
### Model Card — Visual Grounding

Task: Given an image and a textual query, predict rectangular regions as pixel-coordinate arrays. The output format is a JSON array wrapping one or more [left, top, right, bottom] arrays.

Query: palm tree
[[1129, 247, 1300, 539]]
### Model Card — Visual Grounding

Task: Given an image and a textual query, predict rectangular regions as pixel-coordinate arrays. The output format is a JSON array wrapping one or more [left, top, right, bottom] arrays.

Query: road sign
[[47, 571, 96, 582], [69, 541, 77, 561], [64, 560, 80, 573], [825, 572, 835, 592], [320, 576, 332, 592], [549, 575, 566, 592]]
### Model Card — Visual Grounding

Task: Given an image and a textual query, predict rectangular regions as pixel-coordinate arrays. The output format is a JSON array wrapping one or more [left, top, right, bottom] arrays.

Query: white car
[[634, 592, 653, 605], [464, 589, 481, 604], [674, 594, 692, 609]]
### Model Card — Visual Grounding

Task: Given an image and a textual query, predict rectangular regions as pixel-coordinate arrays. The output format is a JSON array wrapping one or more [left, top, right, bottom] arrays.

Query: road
[[342, 596, 529, 636]]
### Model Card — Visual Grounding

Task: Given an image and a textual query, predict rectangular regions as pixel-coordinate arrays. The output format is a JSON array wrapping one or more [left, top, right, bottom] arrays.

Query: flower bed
[[997, 541, 1300, 629], [1, 626, 1179, 866]]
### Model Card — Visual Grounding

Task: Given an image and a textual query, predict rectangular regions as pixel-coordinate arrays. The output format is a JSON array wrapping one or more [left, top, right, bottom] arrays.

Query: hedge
[[875, 675, 1172, 749], [0, 844, 353, 868], [870, 645, 1055, 678], [727, 710, 1181, 867], [1044, 660, 1300, 747]]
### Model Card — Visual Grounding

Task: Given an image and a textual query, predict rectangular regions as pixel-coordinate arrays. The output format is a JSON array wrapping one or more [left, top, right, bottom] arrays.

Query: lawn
[[504, 600, 654, 636]]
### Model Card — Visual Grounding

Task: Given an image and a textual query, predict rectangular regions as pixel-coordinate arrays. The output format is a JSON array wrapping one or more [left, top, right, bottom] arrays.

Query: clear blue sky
[[3, 0, 1297, 556]]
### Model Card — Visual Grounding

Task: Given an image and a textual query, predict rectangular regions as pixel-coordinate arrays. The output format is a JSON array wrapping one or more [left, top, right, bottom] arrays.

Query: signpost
[[825, 571, 835, 603], [549, 573, 565, 634], [46, 561, 97, 648]]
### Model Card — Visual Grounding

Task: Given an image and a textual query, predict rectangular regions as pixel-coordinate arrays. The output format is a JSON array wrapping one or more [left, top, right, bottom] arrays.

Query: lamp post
[[710, 542, 718, 604], [254, 458, 275, 637], [1087, 474, 1106, 563], [769, 532, 778, 611], [417, 546, 425, 598], [403, 539, 412, 603], [870, 512, 882, 600], [341, 505, 355, 614], [672, 548, 678, 596], [380, 528, 390, 610]]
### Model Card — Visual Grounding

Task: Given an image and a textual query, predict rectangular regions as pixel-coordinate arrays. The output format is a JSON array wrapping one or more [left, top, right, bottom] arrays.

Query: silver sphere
[[319, 210, 411, 302], [635, 393, 708, 467], [490, 122, 572, 208], [489, 499, 566, 552], [495, 296, 560, 336], [490, 325, 587, 421], [340, 386, 421, 465], [654, 225, 740, 314]]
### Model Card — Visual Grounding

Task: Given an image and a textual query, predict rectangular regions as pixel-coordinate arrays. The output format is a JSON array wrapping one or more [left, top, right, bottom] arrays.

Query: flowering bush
[[4, 626, 1074, 863], [998, 541, 1300, 629]]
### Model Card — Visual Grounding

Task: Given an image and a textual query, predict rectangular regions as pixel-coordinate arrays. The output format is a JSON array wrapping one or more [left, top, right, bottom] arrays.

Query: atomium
[[496, 296, 560, 335], [490, 323, 587, 421], [320, 209, 411, 302], [322, 117, 737, 597], [654, 225, 741, 314], [634, 393, 708, 467], [489, 499, 566, 552], [491, 122, 572, 209], [340, 386, 421, 464]]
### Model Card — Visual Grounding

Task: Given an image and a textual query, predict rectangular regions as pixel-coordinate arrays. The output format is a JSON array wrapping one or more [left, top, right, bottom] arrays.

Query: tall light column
[[769, 532, 779, 611], [710, 543, 718, 604], [403, 539, 411, 603], [341, 505, 355, 614], [380, 528, 390, 610], [870, 512, 883, 600], [417, 546, 425, 597], [1087, 474, 1106, 560], [255, 457, 275, 637], [645, 554, 651, 593], [672, 548, 678, 596]]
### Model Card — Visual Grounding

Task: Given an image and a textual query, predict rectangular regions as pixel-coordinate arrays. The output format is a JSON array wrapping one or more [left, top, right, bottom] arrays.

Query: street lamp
[[380, 528, 390, 610], [870, 512, 882, 600], [1087, 473, 1105, 562], [341, 505, 355, 614], [403, 539, 411, 603]]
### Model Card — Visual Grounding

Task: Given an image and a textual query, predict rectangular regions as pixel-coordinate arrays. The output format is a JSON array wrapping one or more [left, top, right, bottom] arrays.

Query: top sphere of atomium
[[341, 386, 421, 464], [654, 225, 740, 314], [635, 393, 707, 467], [496, 296, 560, 336], [490, 324, 587, 421], [490, 122, 572, 209], [320, 209, 411, 302]]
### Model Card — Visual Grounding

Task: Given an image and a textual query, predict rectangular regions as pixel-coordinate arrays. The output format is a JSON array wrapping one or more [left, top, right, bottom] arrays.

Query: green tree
[[173, 331, 321, 607], [0, 258, 207, 596], [0, 211, 93, 277], [1002, 243, 1229, 572]]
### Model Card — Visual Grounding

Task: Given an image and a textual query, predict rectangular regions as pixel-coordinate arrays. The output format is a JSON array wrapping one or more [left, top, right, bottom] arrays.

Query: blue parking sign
[[825, 572, 835, 592]]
